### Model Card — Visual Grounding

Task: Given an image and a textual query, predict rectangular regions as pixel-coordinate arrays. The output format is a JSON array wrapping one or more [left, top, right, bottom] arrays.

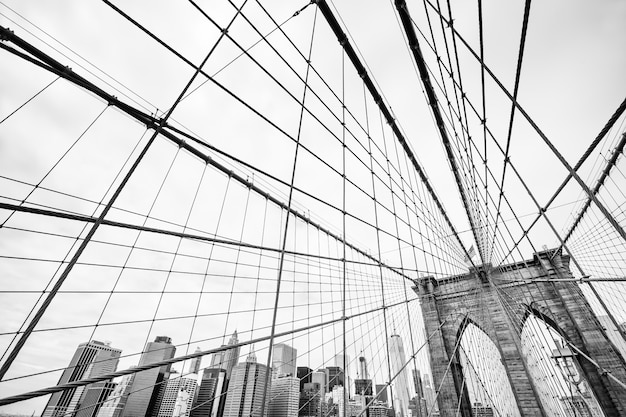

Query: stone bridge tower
[[413, 248, 626, 417]]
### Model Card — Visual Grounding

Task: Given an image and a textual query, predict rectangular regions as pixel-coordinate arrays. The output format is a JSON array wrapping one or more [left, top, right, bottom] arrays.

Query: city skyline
[[2, 1, 625, 417], [27, 335, 424, 417]]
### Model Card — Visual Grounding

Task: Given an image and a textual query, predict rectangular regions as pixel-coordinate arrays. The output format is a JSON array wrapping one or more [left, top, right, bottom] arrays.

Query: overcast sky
[[1, 0, 625, 415]]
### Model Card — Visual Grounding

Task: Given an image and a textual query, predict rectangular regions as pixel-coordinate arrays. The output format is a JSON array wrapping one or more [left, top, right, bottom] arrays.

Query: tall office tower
[[388, 335, 410, 417], [297, 367, 313, 391], [357, 357, 368, 380], [268, 375, 300, 417], [411, 370, 422, 397], [326, 367, 344, 393], [189, 348, 202, 375], [411, 370, 426, 417], [330, 386, 345, 417], [333, 354, 350, 396], [354, 356, 373, 397], [210, 331, 240, 380], [97, 375, 135, 417], [76, 382, 117, 417], [299, 382, 321, 417], [421, 376, 436, 415], [222, 353, 271, 417], [156, 374, 198, 417], [333, 354, 350, 375], [375, 385, 388, 405], [123, 336, 176, 417], [311, 371, 326, 397], [272, 343, 297, 377], [42, 340, 122, 417], [210, 352, 225, 370], [354, 379, 373, 396], [191, 368, 227, 417]]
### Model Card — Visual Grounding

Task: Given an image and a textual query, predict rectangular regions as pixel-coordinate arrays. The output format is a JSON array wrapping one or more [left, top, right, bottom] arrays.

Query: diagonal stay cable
[[315, 0, 474, 267], [0, 296, 412, 406], [258, 10, 318, 415], [0, 25, 424, 283], [561, 132, 626, 247], [420, 0, 626, 247], [0, 9, 238, 379], [488, 0, 532, 264], [394, 0, 484, 265]]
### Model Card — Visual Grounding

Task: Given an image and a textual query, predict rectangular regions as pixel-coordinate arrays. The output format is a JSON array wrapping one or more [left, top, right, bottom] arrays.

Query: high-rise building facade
[[123, 336, 176, 417], [210, 331, 240, 380], [268, 375, 300, 417], [410, 370, 426, 417], [355, 357, 372, 396], [42, 340, 122, 417], [357, 357, 368, 380], [311, 371, 326, 397], [222, 354, 270, 417], [333, 355, 350, 396], [375, 385, 388, 405], [421, 375, 437, 416], [191, 368, 227, 417], [299, 382, 322, 417], [188, 348, 202, 375], [157, 374, 198, 417], [272, 343, 297, 377], [97, 375, 134, 417], [297, 367, 313, 391], [326, 367, 344, 393], [76, 382, 117, 417], [330, 385, 345, 417], [354, 379, 373, 396], [388, 335, 410, 417]]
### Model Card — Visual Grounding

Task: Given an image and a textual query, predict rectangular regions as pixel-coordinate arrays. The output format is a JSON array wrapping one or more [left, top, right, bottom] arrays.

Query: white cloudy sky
[[0, 0, 625, 415]]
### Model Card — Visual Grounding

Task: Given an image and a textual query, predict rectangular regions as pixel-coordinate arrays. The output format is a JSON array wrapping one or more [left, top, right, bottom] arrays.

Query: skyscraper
[[358, 357, 368, 380], [97, 375, 135, 417], [375, 385, 388, 405], [299, 382, 322, 417], [333, 354, 350, 396], [188, 348, 203, 375], [326, 367, 344, 393], [330, 386, 347, 417], [333, 354, 350, 375], [123, 336, 176, 417], [354, 357, 372, 396], [388, 335, 410, 417], [354, 379, 373, 396], [42, 340, 122, 417], [156, 374, 198, 417], [410, 370, 426, 417], [210, 331, 240, 380], [272, 343, 297, 377], [76, 382, 117, 417], [421, 375, 437, 415], [222, 353, 270, 417], [191, 368, 227, 417], [297, 367, 313, 392], [311, 371, 326, 397], [268, 375, 300, 417]]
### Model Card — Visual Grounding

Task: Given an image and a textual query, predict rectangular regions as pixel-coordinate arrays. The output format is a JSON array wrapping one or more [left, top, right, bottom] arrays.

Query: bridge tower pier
[[414, 249, 626, 417]]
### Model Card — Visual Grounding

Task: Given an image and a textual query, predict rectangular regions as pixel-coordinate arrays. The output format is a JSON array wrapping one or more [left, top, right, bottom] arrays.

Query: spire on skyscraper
[[188, 347, 202, 375]]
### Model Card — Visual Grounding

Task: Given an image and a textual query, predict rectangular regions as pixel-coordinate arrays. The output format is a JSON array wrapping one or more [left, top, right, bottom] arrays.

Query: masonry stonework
[[413, 248, 626, 417]]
